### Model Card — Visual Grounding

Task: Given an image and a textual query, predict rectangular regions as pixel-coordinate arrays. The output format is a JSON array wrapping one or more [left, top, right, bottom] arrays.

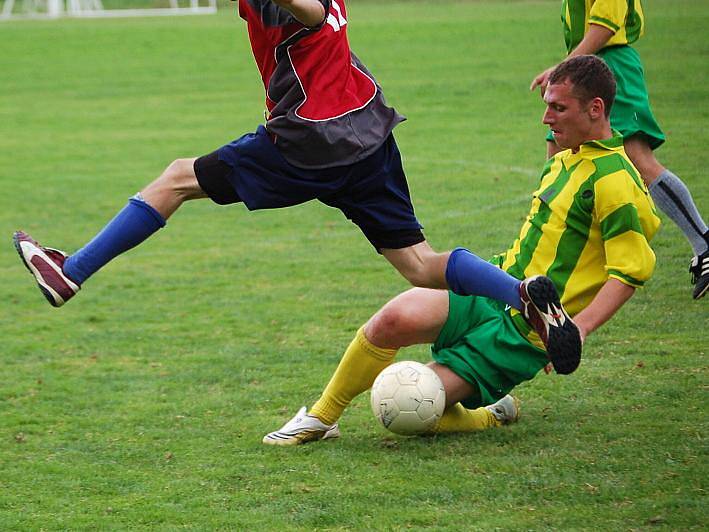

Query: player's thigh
[[427, 362, 476, 407], [365, 287, 449, 349], [623, 135, 664, 182]]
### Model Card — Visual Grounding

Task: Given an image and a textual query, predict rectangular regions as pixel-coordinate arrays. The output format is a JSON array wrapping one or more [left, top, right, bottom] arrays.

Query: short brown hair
[[548, 55, 616, 117]]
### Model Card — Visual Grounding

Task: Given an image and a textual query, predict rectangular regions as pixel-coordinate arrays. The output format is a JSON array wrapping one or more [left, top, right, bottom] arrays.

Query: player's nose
[[542, 108, 554, 125]]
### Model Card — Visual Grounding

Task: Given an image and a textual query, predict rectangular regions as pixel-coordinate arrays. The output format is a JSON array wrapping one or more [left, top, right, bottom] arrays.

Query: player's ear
[[589, 97, 605, 119]]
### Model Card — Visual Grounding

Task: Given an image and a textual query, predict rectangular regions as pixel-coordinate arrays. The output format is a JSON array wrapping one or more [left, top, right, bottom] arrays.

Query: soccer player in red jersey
[[14, 0, 581, 371]]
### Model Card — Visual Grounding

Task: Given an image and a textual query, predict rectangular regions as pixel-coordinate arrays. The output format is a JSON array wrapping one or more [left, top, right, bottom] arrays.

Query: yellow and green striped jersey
[[497, 131, 660, 348], [562, 0, 645, 53]]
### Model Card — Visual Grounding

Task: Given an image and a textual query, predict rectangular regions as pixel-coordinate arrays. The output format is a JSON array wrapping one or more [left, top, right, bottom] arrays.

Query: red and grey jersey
[[238, 0, 405, 169]]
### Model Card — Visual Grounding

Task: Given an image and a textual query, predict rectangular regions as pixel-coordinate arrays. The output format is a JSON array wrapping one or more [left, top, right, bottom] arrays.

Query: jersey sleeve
[[594, 169, 656, 288], [588, 0, 628, 34]]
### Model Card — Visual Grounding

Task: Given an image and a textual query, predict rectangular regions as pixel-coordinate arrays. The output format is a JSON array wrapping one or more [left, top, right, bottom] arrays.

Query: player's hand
[[530, 67, 554, 95]]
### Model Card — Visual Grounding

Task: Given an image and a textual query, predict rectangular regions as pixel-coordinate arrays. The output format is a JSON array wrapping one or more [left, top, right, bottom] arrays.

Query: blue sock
[[63, 196, 166, 284], [445, 247, 522, 309]]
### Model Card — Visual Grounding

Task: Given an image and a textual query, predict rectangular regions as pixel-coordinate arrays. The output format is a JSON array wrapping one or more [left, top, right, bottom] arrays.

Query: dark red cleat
[[13, 231, 80, 307]]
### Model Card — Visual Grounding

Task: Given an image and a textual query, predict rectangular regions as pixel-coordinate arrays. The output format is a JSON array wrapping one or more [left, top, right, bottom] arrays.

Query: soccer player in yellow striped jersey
[[264, 56, 661, 446], [506, 57, 659, 348], [532, 0, 709, 300]]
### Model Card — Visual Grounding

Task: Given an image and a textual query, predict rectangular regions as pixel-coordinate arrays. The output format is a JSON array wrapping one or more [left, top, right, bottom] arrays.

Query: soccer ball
[[370, 361, 446, 435]]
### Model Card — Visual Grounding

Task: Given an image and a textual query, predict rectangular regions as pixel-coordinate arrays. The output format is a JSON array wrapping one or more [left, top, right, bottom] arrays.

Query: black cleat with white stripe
[[519, 275, 582, 375], [690, 250, 709, 300]]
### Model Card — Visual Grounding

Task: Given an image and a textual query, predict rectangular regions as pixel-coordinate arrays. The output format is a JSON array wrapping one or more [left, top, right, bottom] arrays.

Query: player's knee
[[161, 158, 200, 198], [163, 158, 194, 181], [367, 304, 417, 347]]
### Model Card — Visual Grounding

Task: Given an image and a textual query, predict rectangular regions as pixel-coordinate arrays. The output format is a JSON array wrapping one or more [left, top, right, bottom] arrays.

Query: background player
[[264, 55, 661, 445], [531, 0, 708, 300], [13, 0, 581, 368]]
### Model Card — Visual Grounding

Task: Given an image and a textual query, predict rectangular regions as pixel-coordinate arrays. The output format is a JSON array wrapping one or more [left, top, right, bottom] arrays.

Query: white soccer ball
[[370, 361, 446, 435]]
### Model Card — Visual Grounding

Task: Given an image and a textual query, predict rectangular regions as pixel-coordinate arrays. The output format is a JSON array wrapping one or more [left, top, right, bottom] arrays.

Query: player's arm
[[272, 0, 326, 27], [572, 278, 635, 342], [568, 23, 616, 58], [530, 24, 615, 92], [542, 277, 633, 374], [574, 168, 658, 341]]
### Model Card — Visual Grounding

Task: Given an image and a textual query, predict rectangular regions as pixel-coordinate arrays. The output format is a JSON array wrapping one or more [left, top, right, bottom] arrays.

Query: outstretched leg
[[382, 242, 522, 310], [14, 158, 206, 306], [383, 243, 581, 373]]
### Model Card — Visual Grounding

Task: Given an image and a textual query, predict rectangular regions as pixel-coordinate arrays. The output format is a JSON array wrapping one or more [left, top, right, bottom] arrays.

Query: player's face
[[542, 80, 594, 151]]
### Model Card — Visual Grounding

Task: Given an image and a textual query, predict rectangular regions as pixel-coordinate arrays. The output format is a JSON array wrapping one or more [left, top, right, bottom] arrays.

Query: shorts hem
[[194, 151, 241, 205], [620, 130, 665, 151]]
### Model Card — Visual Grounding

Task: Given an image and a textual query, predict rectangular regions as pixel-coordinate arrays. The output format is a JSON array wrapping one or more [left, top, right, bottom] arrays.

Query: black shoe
[[689, 250, 709, 300], [519, 275, 582, 375]]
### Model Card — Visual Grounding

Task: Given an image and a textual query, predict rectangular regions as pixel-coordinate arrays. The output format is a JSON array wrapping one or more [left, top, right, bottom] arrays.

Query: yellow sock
[[310, 326, 397, 425], [431, 403, 501, 434]]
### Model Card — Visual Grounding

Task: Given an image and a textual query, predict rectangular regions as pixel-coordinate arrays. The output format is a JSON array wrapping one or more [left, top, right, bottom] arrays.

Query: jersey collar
[[579, 129, 624, 152], [559, 129, 624, 168]]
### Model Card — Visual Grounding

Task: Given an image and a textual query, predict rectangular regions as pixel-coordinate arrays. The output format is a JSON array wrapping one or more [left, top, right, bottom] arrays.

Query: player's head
[[543, 55, 616, 151]]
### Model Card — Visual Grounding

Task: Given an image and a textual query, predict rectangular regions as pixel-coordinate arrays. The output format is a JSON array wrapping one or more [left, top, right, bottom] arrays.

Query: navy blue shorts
[[193, 126, 424, 251]]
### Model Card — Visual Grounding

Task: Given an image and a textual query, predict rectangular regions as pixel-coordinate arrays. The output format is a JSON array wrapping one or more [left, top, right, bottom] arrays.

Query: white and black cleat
[[519, 275, 582, 375]]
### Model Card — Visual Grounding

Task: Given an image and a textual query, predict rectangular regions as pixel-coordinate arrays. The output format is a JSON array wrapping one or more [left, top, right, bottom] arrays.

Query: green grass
[[0, 0, 707, 529]]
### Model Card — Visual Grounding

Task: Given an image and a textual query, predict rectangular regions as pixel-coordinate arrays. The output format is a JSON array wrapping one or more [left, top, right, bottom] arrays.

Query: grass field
[[0, 0, 707, 529]]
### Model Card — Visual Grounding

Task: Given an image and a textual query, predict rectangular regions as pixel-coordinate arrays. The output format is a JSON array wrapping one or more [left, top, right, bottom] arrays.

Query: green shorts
[[546, 45, 665, 150], [431, 292, 548, 409]]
